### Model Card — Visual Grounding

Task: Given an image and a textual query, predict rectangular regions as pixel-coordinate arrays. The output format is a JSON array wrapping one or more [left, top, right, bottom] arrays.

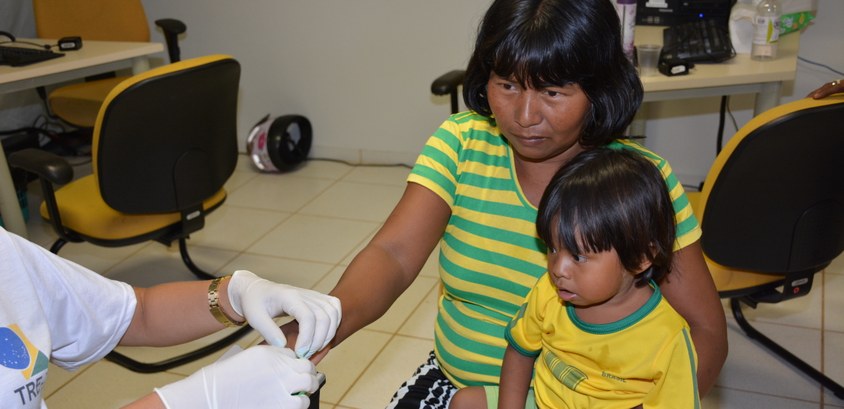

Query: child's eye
[[572, 254, 587, 263]]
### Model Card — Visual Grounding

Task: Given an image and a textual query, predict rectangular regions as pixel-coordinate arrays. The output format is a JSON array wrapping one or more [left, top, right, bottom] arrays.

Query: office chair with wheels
[[8, 54, 250, 373], [686, 94, 844, 399], [33, 0, 187, 128]]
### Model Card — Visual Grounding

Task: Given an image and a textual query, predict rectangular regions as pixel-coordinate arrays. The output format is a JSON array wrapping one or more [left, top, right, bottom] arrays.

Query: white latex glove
[[227, 270, 342, 358], [155, 345, 317, 409]]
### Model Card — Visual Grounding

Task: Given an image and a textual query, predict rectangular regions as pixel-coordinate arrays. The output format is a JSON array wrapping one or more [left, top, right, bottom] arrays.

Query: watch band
[[208, 276, 246, 327]]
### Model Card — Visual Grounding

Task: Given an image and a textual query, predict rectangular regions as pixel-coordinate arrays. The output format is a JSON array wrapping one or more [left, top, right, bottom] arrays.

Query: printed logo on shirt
[[1, 325, 49, 406]]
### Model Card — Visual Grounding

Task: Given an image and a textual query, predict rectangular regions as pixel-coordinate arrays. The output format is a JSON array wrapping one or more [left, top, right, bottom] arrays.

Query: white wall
[[3, 0, 842, 182], [141, 0, 492, 165]]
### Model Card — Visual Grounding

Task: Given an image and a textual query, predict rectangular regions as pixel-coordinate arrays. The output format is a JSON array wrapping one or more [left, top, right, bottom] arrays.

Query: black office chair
[[686, 94, 844, 399], [431, 69, 466, 114], [9, 54, 252, 373]]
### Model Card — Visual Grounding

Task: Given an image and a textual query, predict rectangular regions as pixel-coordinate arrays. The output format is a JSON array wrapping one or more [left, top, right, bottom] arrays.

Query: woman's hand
[[807, 80, 844, 99]]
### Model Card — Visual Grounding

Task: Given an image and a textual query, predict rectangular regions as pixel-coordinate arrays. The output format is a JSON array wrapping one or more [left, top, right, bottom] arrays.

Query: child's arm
[[498, 345, 535, 409]]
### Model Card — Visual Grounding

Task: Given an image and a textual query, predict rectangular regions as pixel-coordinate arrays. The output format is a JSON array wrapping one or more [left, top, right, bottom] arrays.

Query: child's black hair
[[536, 148, 676, 286]]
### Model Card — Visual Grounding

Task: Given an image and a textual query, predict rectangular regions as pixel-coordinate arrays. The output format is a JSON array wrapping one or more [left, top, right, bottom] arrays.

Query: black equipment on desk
[[0, 45, 64, 67], [637, 0, 736, 27], [661, 18, 735, 63]]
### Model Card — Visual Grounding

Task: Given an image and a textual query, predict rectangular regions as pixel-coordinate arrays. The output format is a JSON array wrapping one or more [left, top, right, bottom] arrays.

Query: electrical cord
[[797, 56, 844, 77], [307, 157, 413, 169]]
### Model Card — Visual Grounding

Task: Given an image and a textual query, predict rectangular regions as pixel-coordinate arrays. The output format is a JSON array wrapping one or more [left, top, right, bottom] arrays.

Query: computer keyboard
[[662, 19, 735, 63], [0, 45, 64, 67]]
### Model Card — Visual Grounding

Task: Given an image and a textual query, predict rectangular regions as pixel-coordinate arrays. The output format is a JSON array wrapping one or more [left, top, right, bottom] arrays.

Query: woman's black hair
[[536, 148, 676, 286], [463, 0, 643, 147]]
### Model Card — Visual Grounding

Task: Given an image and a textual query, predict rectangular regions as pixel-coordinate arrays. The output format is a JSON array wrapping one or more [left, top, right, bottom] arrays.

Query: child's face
[[546, 245, 640, 309]]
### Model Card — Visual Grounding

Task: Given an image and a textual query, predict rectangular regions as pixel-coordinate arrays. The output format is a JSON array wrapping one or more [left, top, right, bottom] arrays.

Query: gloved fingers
[[242, 301, 289, 348], [299, 297, 340, 353], [272, 347, 320, 394], [289, 304, 319, 358]]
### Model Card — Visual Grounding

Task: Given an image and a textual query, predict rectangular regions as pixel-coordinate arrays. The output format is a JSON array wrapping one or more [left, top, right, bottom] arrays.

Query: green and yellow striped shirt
[[407, 112, 701, 387]]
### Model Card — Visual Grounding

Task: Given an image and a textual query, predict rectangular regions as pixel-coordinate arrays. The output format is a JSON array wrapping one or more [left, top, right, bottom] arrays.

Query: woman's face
[[486, 73, 591, 163]]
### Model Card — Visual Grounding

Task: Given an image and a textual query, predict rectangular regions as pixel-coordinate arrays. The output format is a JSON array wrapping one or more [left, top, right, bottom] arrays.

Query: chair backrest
[[92, 55, 240, 214], [697, 94, 844, 274], [33, 0, 150, 42]]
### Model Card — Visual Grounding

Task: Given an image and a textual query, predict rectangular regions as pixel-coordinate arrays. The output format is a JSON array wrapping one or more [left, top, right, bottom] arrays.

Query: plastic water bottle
[[751, 0, 781, 60], [615, 0, 637, 63]]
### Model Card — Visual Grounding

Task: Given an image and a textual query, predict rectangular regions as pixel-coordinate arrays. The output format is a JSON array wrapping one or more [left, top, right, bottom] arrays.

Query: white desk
[[633, 26, 799, 134], [0, 40, 163, 238]]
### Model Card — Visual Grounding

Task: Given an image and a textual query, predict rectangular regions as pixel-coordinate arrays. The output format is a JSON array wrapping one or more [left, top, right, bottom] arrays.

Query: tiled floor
[[17, 154, 844, 408]]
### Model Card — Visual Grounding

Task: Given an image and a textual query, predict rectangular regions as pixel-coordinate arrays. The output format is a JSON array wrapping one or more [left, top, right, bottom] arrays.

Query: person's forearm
[[121, 392, 166, 409], [498, 346, 535, 409], [330, 243, 418, 344], [121, 279, 240, 346], [689, 324, 727, 395], [662, 241, 728, 395]]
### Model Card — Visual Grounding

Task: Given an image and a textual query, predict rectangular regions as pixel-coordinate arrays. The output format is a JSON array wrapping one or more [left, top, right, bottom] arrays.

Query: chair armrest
[[431, 69, 465, 96], [8, 148, 73, 185], [154, 18, 188, 63]]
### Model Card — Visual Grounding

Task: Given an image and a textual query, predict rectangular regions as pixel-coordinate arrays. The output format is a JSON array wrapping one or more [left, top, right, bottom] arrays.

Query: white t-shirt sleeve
[[2, 229, 136, 370]]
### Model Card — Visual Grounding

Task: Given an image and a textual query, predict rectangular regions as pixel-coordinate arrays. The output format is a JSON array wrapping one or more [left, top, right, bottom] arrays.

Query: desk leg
[[629, 102, 649, 138], [0, 144, 27, 238], [132, 56, 152, 75], [754, 82, 782, 116]]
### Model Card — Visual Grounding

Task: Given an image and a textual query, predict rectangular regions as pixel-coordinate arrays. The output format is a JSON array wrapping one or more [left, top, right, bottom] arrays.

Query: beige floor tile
[[366, 276, 437, 334], [300, 181, 406, 222], [290, 159, 356, 181], [339, 335, 435, 409], [219, 252, 335, 290], [46, 241, 151, 276], [110, 327, 262, 377], [719, 318, 823, 402], [316, 329, 392, 406], [341, 165, 411, 186], [226, 173, 335, 212], [43, 363, 89, 398], [823, 331, 844, 403], [397, 285, 439, 339], [824, 272, 844, 332], [187, 205, 291, 252], [44, 360, 183, 409], [702, 387, 823, 409], [248, 214, 379, 264], [102, 243, 238, 286]]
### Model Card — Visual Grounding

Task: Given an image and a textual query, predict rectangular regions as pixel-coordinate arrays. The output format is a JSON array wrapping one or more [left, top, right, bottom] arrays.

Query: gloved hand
[[227, 270, 341, 358], [155, 345, 317, 409]]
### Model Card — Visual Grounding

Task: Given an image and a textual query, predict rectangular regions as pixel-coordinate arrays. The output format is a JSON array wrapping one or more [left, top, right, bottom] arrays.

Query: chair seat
[[41, 174, 226, 241], [49, 77, 128, 128]]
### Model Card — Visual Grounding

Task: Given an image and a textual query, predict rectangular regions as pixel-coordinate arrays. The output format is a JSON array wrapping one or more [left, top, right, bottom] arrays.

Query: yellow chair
[[9, 55, 249, 373], [34, 0, 186, 128], [687, 94, 844, 399]]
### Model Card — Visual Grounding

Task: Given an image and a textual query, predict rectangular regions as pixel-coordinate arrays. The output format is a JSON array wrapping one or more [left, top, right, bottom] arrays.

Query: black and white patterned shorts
[[386, 351, 458, 409]]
